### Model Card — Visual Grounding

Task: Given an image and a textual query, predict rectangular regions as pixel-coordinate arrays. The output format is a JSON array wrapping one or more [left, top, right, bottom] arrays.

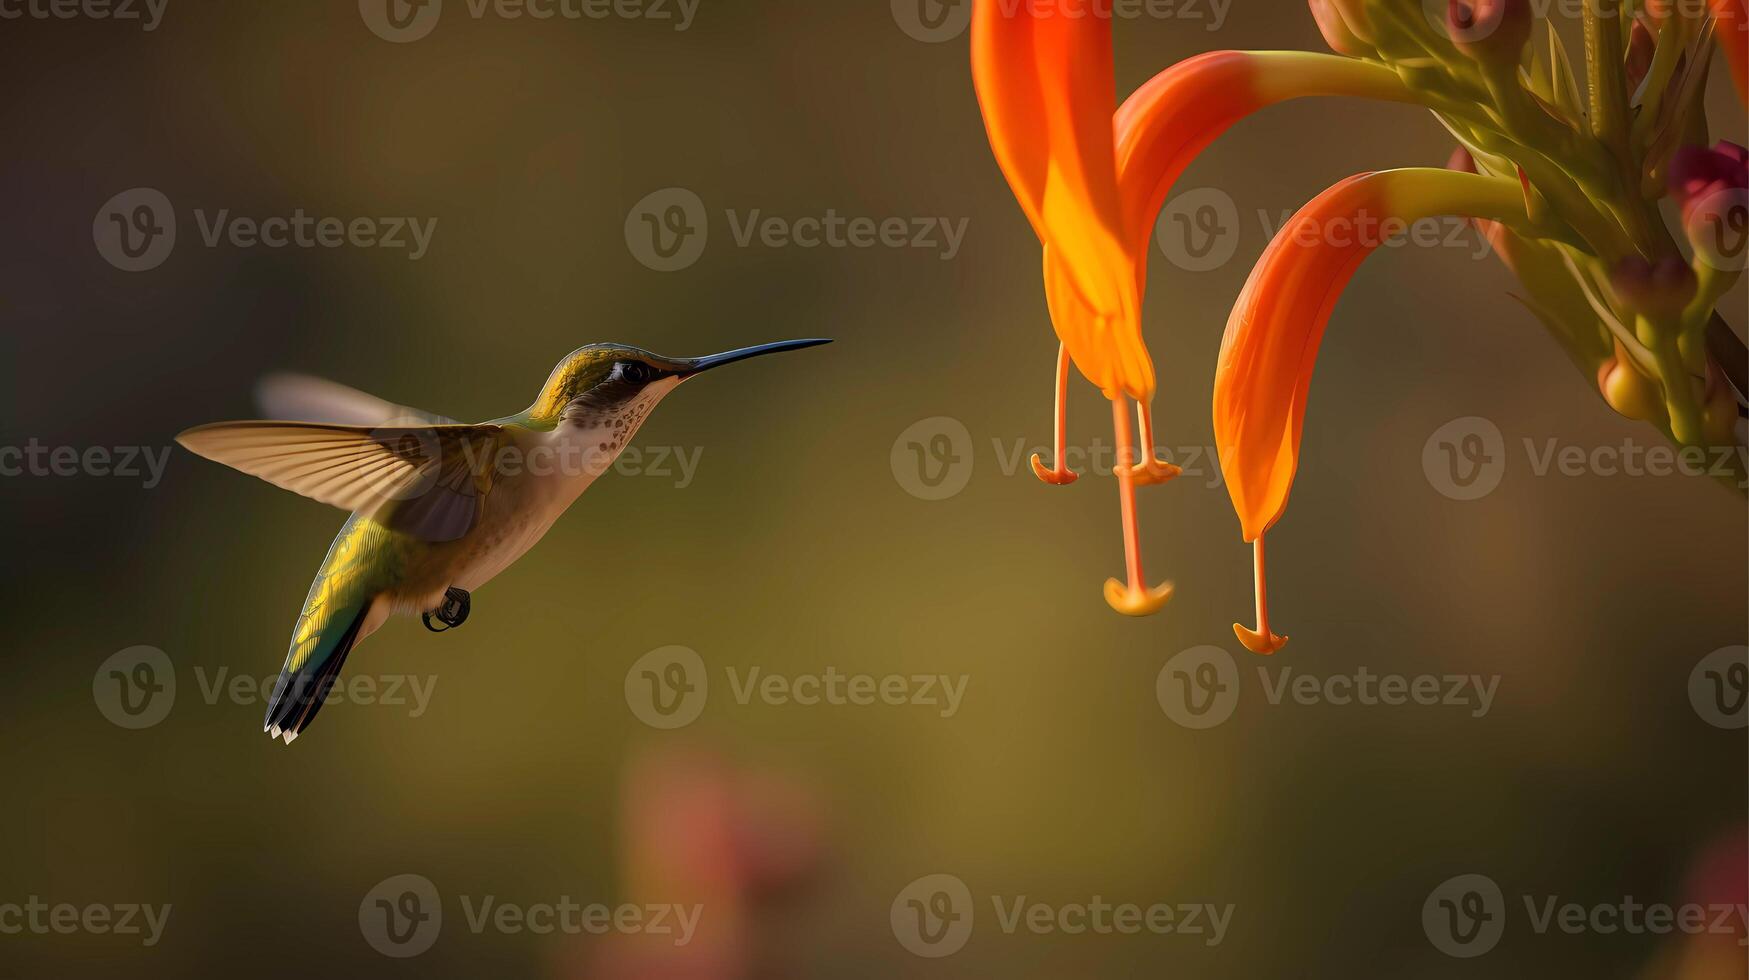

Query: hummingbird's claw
[[1234, 623, 1289, 654], [423, 587, 472, 633], [1030, 452, 1080, 485], [1103, 577, 1175, 616], [1128, 457, 1182, 486]]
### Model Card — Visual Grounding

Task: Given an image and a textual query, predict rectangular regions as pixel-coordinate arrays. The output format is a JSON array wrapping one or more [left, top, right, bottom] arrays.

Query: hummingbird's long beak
[[673, 338, 832, 377]]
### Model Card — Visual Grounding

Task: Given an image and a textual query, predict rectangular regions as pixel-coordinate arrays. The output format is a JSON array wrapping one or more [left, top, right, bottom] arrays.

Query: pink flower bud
[[1446, 0, 1533, 62], [1670, 142, 1749, 271], [1611, 255, 1698, 320], [1668, 142, 1749, 218]]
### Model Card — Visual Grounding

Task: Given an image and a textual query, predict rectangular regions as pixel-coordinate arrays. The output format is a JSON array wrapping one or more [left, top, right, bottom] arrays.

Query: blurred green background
[[1, 1, 1744, 977]]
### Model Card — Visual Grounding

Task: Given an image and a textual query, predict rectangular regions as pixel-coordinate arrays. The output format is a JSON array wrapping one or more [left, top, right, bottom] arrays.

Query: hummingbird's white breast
[[425, 377, 681, 600]]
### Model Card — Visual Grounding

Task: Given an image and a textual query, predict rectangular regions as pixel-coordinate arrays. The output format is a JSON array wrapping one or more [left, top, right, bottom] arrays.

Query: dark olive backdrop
[[1, 2, 1744, 977]]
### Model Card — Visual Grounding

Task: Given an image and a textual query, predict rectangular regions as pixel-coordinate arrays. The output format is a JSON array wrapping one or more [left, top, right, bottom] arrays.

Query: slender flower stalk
[[1213, 168, 1530, 652]]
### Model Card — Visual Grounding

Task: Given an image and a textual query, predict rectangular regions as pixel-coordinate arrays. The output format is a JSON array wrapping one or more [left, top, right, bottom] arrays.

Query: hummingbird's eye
[[617, 361, 657, 385]]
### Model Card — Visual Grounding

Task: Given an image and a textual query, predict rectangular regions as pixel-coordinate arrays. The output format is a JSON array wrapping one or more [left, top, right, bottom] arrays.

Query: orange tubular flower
[[1712, 0, 1748, 103], [971, 0, 1413, 616], [1213, 168, 1527, 653]]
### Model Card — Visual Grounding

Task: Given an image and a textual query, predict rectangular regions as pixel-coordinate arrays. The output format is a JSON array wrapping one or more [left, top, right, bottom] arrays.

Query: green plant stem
[[1584, 0, 1632, 157], [1631, 14, 1686, 142]]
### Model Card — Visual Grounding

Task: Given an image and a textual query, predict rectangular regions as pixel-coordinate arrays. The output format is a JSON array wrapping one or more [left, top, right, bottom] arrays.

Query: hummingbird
[[176, 338, 831, 744]]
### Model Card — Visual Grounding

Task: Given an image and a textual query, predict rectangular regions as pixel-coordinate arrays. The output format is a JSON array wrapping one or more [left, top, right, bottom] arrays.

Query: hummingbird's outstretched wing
[[176, 421, 508, 542], [254, 372, 457, 426]]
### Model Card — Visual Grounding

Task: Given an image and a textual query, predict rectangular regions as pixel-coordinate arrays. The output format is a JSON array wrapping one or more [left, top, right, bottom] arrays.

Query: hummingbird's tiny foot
[[1030, 452, 1080, 485], [1128, 458, 1182, 486], [1102, 577, 1174, 616], [423, 587, 472, 633]]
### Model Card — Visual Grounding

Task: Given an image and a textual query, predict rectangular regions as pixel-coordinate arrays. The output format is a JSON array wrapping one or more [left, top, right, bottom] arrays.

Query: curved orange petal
[[1112, 51, 1415, 299], [1213, 168, 1527, 542], [1040, 51, 1415, 399], [1712, 0, 1748, 103], [971, 0, 1143, 399]]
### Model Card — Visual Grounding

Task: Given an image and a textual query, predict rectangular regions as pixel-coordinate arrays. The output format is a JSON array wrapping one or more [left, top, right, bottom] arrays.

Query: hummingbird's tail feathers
[[264, 601, 370, 745], [175, 421, 505, 542], [255, 373, 456, 427]]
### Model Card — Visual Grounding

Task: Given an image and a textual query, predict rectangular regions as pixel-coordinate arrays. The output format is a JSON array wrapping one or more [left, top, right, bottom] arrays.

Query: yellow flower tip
[[1103, 578, 1175, 616], [1597, 340, 1665, 422], [1234, 623, 1290, 655], [1128, 459, 1183, 486], [1029, 452, 1080, 485]]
